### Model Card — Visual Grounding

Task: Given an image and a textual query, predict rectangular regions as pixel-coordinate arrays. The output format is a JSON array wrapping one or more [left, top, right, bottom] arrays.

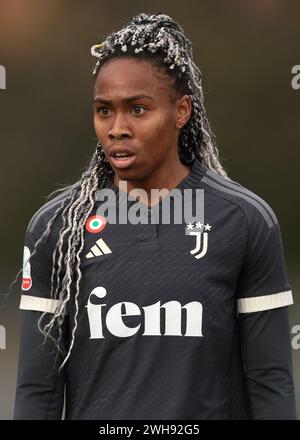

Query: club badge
[[185, 222, 212, 259]]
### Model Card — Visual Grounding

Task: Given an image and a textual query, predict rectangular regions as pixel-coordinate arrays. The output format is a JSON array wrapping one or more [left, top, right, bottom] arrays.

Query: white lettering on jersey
[[86, 286, 203, 339]]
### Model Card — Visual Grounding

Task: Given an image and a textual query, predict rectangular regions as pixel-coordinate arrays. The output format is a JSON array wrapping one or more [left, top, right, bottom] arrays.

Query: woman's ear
[[175, 94, 192, 129]]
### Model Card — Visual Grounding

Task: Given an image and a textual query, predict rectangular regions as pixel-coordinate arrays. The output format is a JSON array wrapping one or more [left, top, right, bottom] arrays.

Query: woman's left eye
[[132, 106, 146, 115]]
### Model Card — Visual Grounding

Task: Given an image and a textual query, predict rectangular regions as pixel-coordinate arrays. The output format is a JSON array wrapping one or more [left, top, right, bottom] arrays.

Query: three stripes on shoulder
[[203, 169, 277, 229]]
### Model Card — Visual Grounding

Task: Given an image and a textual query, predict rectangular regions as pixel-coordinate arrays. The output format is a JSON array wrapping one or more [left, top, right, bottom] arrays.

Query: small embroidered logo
[[86, 238, 112, 259], [185, 222, 212, 259], [21, 246, 32, 290], [85, 215, 107, 233]]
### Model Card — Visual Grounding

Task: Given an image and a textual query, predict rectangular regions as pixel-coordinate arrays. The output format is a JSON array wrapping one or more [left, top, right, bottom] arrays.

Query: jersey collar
[[104, 159, 207, 192]]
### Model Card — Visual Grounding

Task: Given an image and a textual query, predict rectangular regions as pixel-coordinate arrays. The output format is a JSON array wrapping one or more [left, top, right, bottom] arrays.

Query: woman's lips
[[110, 154, 136, 169]]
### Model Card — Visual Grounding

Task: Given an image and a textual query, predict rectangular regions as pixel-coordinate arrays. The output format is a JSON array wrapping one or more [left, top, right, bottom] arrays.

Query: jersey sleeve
[[15, 202, 71, 419], [14, 310, 68, 419], [19, 211, 63, 314], [238, 307, 297, 419], [236, 202, 293, 314]]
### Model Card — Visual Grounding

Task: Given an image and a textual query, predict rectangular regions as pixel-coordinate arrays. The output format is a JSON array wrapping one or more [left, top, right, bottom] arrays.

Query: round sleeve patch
[[85, 215, 107, 233]]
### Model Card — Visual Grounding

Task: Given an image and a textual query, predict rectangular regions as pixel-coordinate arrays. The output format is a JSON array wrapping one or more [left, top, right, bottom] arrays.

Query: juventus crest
[[185, 222, 212, 259]]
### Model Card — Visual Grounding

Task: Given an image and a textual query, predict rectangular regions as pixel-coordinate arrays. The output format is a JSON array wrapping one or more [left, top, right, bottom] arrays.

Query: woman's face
[[93, 57, 191, 184]]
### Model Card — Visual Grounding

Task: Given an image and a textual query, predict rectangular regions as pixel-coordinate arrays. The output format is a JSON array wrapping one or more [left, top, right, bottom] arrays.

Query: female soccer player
[[13, 13, 297, 419]]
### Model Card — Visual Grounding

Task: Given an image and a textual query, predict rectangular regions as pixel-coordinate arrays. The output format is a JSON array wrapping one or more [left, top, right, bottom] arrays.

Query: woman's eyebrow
[[93, 95, 154, 104]]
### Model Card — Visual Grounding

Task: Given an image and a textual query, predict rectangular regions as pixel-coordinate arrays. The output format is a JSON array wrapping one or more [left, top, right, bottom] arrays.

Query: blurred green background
[[0, 0, 299, 419]]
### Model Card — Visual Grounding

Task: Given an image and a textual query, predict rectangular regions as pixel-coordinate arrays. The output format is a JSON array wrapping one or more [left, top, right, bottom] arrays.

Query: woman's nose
[[108, 114, 132, 140]]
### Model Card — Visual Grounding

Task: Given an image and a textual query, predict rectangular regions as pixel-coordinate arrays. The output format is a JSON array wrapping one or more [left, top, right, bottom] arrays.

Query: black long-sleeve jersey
[[14, 159, 297, 419]]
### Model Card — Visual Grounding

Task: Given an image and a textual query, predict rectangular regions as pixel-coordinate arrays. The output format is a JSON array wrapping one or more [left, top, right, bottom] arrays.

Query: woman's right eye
[[96, 107, 110, 116]]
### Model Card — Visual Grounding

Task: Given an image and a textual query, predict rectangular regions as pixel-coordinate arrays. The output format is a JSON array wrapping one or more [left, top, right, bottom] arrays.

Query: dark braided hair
[[7, 13, 228, 372]]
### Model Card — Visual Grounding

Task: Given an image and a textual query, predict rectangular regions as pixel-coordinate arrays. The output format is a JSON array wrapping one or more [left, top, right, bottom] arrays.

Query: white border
[[237, 290, 293, 314], [19, 295, 61, 314]]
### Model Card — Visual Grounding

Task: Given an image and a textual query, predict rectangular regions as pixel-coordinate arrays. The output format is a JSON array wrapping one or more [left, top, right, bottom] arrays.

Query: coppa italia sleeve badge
[[22, 246, 32, 290], [185, 221, 212, 259], [85, 215, 107, 233]]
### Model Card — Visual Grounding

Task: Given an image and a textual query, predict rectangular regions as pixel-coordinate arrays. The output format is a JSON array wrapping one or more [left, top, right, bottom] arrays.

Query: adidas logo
[[86, 238, 112, 259]]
